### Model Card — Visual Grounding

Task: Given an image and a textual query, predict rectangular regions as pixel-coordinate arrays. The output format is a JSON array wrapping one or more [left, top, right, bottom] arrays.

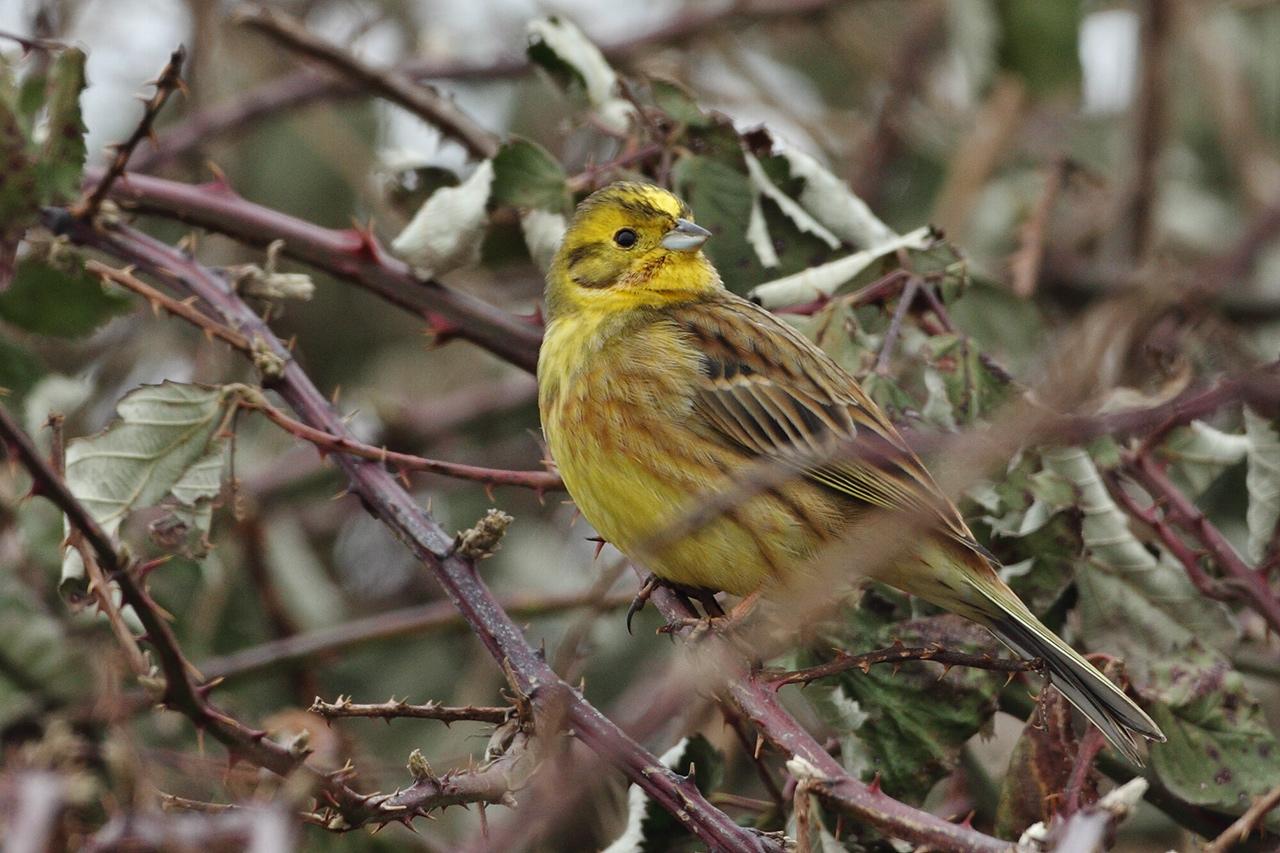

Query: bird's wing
[[671, 295, 980, 553]]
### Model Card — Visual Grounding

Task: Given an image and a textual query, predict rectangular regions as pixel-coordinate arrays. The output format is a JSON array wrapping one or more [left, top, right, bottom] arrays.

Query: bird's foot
[[656, 590, 761, 640], [628, 574, 730, 637], [657, 613, 725, 640]]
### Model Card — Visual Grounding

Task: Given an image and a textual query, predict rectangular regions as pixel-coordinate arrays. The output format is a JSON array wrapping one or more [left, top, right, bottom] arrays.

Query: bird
[[536, 180, 1165, 763]]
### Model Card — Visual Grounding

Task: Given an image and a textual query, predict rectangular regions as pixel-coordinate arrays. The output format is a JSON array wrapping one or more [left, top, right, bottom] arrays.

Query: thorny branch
[[765, 640, 1042, 689], [309, 696, 512, 725], [1121, 449, 1280, 635], [237, 389, 563, 493], [72, 46, 186, 222], [90, 168, 542, 372]]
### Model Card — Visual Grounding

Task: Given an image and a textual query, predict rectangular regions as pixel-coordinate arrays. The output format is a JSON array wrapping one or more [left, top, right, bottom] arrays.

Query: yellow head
[[545, 182, 720, 318]]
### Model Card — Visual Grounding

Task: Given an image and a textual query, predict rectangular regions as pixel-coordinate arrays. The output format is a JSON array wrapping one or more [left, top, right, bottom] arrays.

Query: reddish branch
[[309, 696, 511, 725], [239, 393, 562, 493], [89, 168, 541, 372], [1123, 451, 1280, 635], [85, 259, 251, 350], [765, 640, 1041, 689], [46, 214, 774, 852], [72, 47, 186, 221], [236, 6, 499, 159]]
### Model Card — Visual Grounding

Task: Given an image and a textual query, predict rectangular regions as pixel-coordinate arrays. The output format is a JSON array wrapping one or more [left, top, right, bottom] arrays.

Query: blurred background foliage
[[1, 0, 1280, 850]]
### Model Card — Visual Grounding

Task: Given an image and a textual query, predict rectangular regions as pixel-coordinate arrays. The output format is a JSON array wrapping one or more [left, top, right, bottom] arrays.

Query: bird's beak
[[660, 218, 712, 252]]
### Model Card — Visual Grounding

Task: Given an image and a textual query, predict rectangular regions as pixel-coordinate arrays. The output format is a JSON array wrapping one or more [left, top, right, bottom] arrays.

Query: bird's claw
[[626, 574, 659, 635]]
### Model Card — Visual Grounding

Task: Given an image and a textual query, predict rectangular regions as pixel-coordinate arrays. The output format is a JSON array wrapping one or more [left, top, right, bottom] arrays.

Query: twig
[[84, 170, 542, 372], [200, 590, 632, 682], [765, 641, 1042, 689], [46, 217, 774, 852], [72, 47, 186, 221], [1204, 782, 1280, 853], [1009, 158, 1071, 298], [235, 6, 498, 159], [237, 390, 562, 493], [1121, 0, 1172, 261], [159, 793, 241, 814], [1061, 726, 1105, 816], [309, 696, 511, 725], [875, 274, 920, 373], [85, 259, 251, 351]]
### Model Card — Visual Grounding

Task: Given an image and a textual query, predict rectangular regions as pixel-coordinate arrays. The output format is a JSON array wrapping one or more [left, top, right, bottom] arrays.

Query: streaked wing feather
[[675, 297, 976, 549]]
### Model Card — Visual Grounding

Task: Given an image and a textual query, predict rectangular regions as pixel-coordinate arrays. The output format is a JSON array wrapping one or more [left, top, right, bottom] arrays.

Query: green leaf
[[1160, 421, 1249, 497], [149, 442, 227, 559], [0, 258, 131, 337], [36, 47, 87, 204], [61, 382, 233, 598], [0, 336, 44, 401], [526, 16, 630, 131], [672, 153, 757, 294], [1244, 408, 1280, 562], [1146, 641, 1280, 819], [996, 0, 1082, 95], [603, 734, 724, 853], [0, 87, 37, 288], [490, 137, 570, 215], [807, 590, 1003, 802], [650, 78, 710, 128]]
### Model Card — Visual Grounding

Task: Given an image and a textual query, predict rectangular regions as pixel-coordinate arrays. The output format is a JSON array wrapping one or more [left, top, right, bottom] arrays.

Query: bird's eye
[[613, 228, 638, 249]]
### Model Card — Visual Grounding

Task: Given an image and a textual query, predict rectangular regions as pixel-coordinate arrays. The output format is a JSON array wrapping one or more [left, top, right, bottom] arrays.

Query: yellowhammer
[[537, 181, 1165, 763]]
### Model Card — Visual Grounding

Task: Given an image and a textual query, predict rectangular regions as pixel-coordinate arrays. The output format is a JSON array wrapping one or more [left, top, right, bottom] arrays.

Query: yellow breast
[[537, 307, 832, 595]]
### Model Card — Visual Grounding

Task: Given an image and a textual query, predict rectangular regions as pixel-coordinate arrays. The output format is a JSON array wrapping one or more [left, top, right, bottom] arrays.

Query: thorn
[[754, 734, 764, 760], [137, 555, 173, 578], [345, 220, 382, 260], [586, 536, 607, 560], [867, 771, 881, 795]]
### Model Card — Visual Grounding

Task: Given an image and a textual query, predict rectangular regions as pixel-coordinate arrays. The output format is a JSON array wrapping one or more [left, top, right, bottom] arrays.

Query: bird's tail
[[969, 582, 1166, 765]]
